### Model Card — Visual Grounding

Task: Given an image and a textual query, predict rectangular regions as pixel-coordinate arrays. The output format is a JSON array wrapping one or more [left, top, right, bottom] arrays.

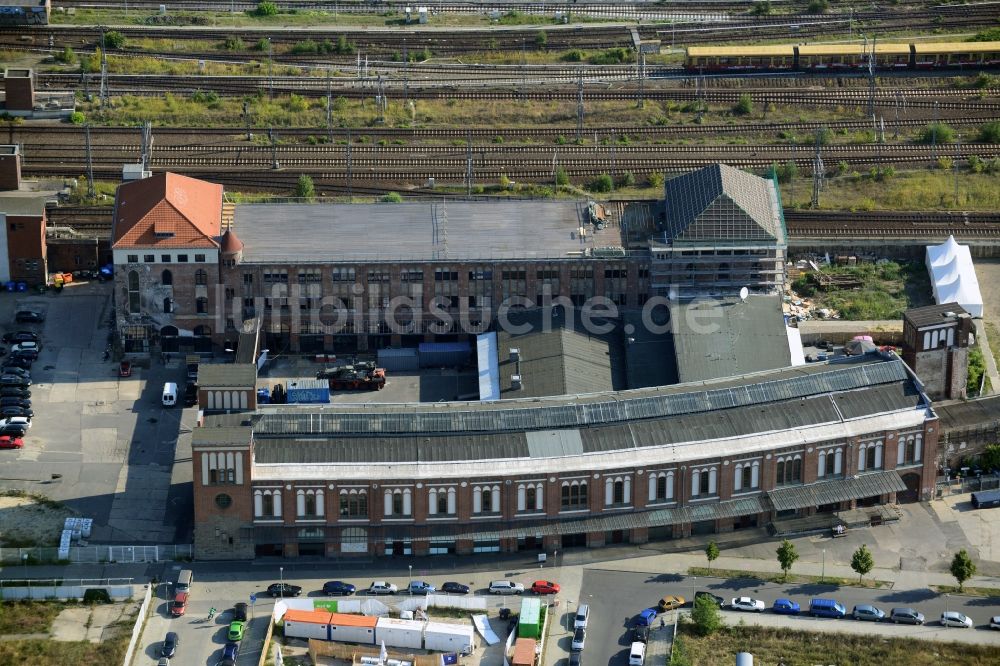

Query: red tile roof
[[220, 228, 244, 254], [113, 172, 223, 249]]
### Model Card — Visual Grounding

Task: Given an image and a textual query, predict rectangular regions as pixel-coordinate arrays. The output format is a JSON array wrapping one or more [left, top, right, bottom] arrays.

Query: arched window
[[196, 297, 208, 314], [437, 491, 449, 515], [161, 269, 173, 286], [776, 460, 786, 485], [304, 493, 317, 516], [792, 457, 802, 482], [127, 270, 140, 314], [866, 445, 877, 470], [525, 486, 536, 511], [818, 452, 827, 478], [613, 479, 624, 504], [195, 269, 208, 285], [742, 464, 752, 489], [262, 492, 274, 516]]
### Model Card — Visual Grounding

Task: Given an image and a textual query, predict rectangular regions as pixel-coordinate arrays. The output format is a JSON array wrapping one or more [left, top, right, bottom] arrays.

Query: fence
[[937, 473, 1000, 497], [121, 583, 152, 666], [258, 616, 276, 666], [0, 543, 193, 565], [425, 594, 487, 611], [0, 577, 138, 601]]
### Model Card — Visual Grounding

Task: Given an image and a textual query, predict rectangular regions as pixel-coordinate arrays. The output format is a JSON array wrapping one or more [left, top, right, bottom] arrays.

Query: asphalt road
[[578, 567, 1000, 666]]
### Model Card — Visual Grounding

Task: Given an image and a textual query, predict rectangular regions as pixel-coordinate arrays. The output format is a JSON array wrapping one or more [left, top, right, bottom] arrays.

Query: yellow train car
[[685, 45, 796, 71], [912, 41, 1000, 69], [796, 43, 912, 70]]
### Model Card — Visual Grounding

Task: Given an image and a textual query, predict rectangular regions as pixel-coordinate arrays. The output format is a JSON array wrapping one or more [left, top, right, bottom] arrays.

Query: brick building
[[901, 302, 973, 400], [192, 354, 938, 560], [0, 145, 50, 284]]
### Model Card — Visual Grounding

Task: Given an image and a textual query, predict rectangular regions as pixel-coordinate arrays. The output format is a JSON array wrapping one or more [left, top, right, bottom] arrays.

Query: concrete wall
[[0, 584, 137, 600]]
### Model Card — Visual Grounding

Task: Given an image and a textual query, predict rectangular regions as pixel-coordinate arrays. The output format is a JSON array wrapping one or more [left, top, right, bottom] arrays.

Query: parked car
[[0, 375, 30, 387], [694, 591, 725, 607], [11, 341, 39, 354], [161, 631, 179, 658], [571, 627, 586, 651], [574, 604, 590, 629], [441, 581, 470, 595], [852, 605, 885, 622], [772, 599, 800, 615], [530, 580, 560, 595], [169, 592, 188, 617], [810, 599, 847, 619], [990, 615, 1000, 630], [0, 367, 28, 379], [631, 624, 649, 643], [730, 597, 766, 613], [657, 596, 685, 611], [0, 406, 33, 419], [3, 356, 32, 370], [266, 583, 302, 598], [569, 652, 582, 666], [14, 310, 44, 323], [368, 581, 398, 595], [0, 424, 27, 438], [0, 396, 30, 408], [0, 435, 24, 449], [940, 611, 973, 628], [0, 417, 31, 430], [0, 387, 30, 399], [322, 581, 356, 596], [889, 608, 925, 625], [232, 603, 248, 622], [407, 581, 436, 595], [184, 383, 198, 407], [2, 331, 38, 344], [222, 642, 240, 661], [488, 580, 524, 595], [635, 608, 659, 627], [227, 620, 246, 642]]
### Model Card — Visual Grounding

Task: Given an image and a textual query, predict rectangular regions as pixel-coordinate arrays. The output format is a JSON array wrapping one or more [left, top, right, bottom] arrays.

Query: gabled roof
[[112, 172, 223, 249], [661, 164, 785, 245], [903, 302, 969, 329]]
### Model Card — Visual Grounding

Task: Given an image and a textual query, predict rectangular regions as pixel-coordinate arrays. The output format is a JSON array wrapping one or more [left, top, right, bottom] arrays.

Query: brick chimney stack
[[3, 69, 34, 112], [0, 145, 22, 191]]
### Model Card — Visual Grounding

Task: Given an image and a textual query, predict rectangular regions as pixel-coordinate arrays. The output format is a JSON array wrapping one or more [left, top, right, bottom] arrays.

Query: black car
[[14, 310, 44, 323], [161, 631, 179, 658], [0, 423, 27, 437], [0, 387, 29, 399], [266, 583, 302, 598], [322, 581, 356, 596], [441, 581, 471, 595], [0, 375, 29, 387], [0, 367, 29, 379], [9, 349, 37, 361], [0, 397, 30, 409], [184, 383, 198, 407], [3, 356, 32, 370], [232, 602, 248, 622], [632, 624, 649, 643], [569, 652, 582, 666], [2, 331, 38, 344], [0, 406, 32, 419], [694, 591, 725, 607]]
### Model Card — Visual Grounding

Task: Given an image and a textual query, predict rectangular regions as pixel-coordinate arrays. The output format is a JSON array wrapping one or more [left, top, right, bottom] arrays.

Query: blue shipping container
[[285, 379, 331, 404], [418, 341, 471, 368]]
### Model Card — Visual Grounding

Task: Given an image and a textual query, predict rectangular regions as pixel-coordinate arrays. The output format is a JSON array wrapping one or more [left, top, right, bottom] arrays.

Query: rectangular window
[[144, 254, 155, 262], [127, 254, 138, 263], [243, 273, 253, 285], [177, 254, 189, 263], [401, 269, 424, 282], [434, 269, 459, 281], [367, 270, 391, 283], [161, 254, 171, 262], [339, 492, 368, 518], [194, 254, 206, 263], [331, 267, 356, 282]]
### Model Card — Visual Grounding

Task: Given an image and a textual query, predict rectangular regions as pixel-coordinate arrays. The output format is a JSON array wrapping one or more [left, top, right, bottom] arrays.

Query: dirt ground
[[50, 603, 136, 643], [0, 494, 75, 547]]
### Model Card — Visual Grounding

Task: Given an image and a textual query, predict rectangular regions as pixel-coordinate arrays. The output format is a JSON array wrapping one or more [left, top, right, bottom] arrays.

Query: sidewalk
[[973, 320, 1000, 395]]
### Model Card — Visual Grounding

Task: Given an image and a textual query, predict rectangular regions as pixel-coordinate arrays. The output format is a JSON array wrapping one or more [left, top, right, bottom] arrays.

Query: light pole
[[821, 549, 826, 583], [408, 564, 413, 595], [160, 581, 172, 600], [279, 566, 284, 600]]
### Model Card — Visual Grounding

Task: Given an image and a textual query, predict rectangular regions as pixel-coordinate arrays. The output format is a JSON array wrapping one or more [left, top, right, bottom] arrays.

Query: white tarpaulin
[[472, 614, 500, 645], [926, 236, 983, 318]]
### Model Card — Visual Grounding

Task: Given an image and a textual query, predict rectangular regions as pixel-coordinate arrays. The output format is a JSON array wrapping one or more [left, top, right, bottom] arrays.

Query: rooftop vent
[[509, 347, 520, 363], [510, 374, 522, 391]]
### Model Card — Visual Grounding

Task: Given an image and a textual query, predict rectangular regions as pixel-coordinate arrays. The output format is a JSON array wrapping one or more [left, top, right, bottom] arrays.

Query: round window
[[215, 493, 233, 509]]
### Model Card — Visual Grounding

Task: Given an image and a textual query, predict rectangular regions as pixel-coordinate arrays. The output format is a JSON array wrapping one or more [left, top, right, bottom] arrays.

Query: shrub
[[381, 192, 403, 203], [837, 160, 849, 175], [816, 126, 834, 146], [619, 171, 636, 187], [55, 46, 77, 64], [191, 90, 220, 105], [69, 111, 85, 125], [691, 594, 721, 636], [589, 173, 613, 192], [535, 30, 547, 48], [648, 171, 665, 188], [733, 93, 753, 116], [500, 174, 512, 189], [562, 49, 584, 62], [254, 38, 270, 51], [921, 122, 955, 145], [937, 156, 954, 170], [252, 1, 278, 16], [336, 35, 356, 55], [589, 47, 630, 65], [332, 96, 348, 112], [971, 27, 1000, 42], [555, 166, 569, 186], [83, 588, 111, 604], [751, 0, 772, 15], [223, 36, 245, 51], [286, 94, 309, 112], [808, 0, 829, 12], [554, 135, 567, 145], [291, 39, 319, 55], [968, 154, 985, 173], [103, 31, 126, 50], [295, 174, 315, 200], [968, 348, 986, 394], [771, 160, 798, 183], [979, 121, 1000, 143]]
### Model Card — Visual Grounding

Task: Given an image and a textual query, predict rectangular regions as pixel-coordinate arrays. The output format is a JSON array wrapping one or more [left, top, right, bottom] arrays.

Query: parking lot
[[0, 282, 194, 544]]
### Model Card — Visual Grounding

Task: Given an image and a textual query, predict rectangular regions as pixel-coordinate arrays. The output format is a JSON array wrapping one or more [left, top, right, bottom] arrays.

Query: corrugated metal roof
[[526, 429, 584, 457], [903, 303, 968, 329], [767, 470, 907, 512], [498, 325, 622, 399], [834, 382, 923, 419], [254, 432, 529, 465], [935, 395, 1000, 430], [192, 426, 252, 448], [198, 363, 257, 388]]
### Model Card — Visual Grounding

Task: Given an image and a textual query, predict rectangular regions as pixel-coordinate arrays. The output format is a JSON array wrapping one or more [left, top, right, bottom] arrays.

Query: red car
[[119, 361, 132, 377], [0, 435, 23, 449], [531, 580, 561, 595]]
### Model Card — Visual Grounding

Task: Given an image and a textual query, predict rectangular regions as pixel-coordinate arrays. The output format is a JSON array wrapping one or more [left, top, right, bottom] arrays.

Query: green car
[[227, 620, 246, 642]]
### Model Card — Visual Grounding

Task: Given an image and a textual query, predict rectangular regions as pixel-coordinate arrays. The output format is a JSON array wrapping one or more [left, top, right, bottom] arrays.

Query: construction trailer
[[422, 622, 475, 653], [375, 617, 424, 649]]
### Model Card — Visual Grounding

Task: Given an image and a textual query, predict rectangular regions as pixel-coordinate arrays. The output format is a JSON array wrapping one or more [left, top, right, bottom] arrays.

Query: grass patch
[[687, 567, 891, 589], [931, 584, 1000, 597], [786, 170, 1000, 212], [789, 260, 932, 320], [0, 600, 70, 634], [674, 622, 1000, 665]]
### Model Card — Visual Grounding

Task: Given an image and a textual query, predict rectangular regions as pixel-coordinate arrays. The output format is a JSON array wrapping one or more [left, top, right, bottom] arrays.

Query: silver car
[[852, 604, 885, 622], [940, 611, 973, 628]]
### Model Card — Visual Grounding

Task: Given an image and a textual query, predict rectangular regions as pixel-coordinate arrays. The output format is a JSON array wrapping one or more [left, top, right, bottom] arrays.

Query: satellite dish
[[739, 287, 749, 302]]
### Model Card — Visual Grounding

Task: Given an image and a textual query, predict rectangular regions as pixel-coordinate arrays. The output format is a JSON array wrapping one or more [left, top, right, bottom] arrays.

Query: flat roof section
[[233, 200, 624, 263]]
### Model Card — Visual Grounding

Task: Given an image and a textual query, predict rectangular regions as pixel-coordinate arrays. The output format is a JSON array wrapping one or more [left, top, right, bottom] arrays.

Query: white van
[[574, 603, 590, 629], [628, 641, 646, 666], [162, 382, 177, 407], [175, 569, 193, 593]]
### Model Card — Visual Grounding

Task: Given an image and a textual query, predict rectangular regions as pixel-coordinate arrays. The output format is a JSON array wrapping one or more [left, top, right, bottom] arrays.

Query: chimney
[[3, 69, 34, 112], [0, 145, 21, 191]]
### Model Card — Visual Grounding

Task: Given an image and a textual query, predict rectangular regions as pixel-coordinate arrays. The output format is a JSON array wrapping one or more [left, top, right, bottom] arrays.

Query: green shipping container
[[518, 598, 542, 639]]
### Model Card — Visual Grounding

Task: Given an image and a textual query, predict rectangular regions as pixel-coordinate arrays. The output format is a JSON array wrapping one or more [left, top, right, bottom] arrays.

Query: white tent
[[926, 236, 983, 318]]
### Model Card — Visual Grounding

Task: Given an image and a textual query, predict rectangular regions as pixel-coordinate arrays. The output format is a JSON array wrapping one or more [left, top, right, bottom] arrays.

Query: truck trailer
[[317, 363, 387, 391]]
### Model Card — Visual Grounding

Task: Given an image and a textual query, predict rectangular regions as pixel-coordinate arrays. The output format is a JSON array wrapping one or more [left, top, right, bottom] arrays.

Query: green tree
[[921, 122, 955, 145], [295, 174, 315, 200], [535, 30, 547, 48], [691, 594, 721, 636], [981, 443, 1000, 472], [776, 539, 798, 581], [808, 0, 829, 12], [56, 46, 77, 65], [555, 166, 569, 187], [705, 541, 720, 572], [979, 121, 1000, 143], [252, 1, 278, 16], [967, 347, 986, 394], [771, 161, 798, 183], [589, 173, 613, 192], [950, 549, 976, 592], [103, 31, 126, 50], [751, 0, 772, 15], [850, 544, 874, 583], [733, 94, 753, 116]]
